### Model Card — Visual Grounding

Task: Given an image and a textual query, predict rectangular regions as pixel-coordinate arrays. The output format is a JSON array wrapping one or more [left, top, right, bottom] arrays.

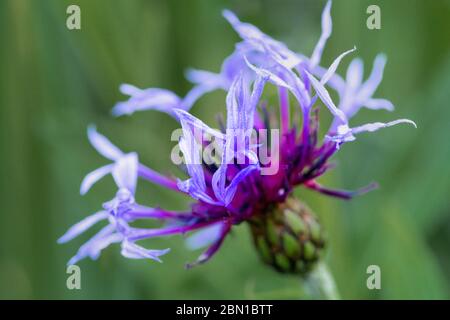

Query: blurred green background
[[0, 0, 449, 299]]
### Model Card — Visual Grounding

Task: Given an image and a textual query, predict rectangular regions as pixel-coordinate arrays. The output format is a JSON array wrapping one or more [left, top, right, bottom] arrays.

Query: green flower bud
[[248, 197, 326, 275]]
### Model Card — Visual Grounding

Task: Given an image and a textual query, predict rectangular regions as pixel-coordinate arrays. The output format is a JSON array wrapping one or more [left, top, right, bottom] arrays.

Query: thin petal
[[178, 133, 206, 191], [357, 53, 387, 100], [66, 225, 118, 265], [181, 85, 216, 111], [244, 57, 292, 90], [119, 83, 143, 96], [269, 53, 310, 108], [305, 180, 378, 200], [310, 0, 332, 67], [346, 58, 364, 89], [351, 119, 417, 135], [85, 233, 122, 261], [306, 71, 347, 123], [174, 109, 224, 140], [175, 115, 220, 205], [87, 126, 124, 160], [185, 222, 224, 250], [185, 69, 223, 87], [124, 206, 192, 221], [320, 46, 356, 85], [225, 75, 244, 130], [112, 87, 180, 116], [129, 220, 222, 241], [183, 69, 227, 109], [80, 164, 113, 195], [221, 49, 249, 82], [112, 152, 138, 194], [249, 76, 267, 112], [337, 58, 364, 117], [121, 240, 170, 262], [222, 9, 298, 69], [58, 211, 109, 244], [211, 162, 227, 204], [138, 164, 179, 192], [311, 63, 346, 93], [328, 119, 416, 144], [246, 76, 267, 130], [222, 9, 265, 41], [364, 98, 394, 111], [177, 178, 221, 206]]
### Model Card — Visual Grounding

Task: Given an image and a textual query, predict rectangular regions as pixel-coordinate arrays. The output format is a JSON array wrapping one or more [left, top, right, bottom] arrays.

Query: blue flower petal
[[185, 222, 224, 250], [111, 152, 138, 195], [121, 240, 170, 262], [306, 71, 347, 123], [88, 125, 124, 160], [310, 0, 332, 67], [112, 84, 181, 116], [58, 211, 109, 244], [80, 164, 114, 195]]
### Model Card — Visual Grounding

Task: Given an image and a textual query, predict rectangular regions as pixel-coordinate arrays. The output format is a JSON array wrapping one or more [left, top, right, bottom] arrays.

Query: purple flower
[[174, 74, 264, 207], [60, 1, 416, 267], [58, 187, 171, 265]]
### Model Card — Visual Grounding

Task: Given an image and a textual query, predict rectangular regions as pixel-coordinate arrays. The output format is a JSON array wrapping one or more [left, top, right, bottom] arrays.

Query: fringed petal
[[310, 0, 332, 67], [364, 98, 394, 111], [111, 152, 138, 194], [328, 119, 417, 144], [346, 58, 364, 90], [80, 164, 113, 195], [58, 211, 109, 244], [244, 57, 291, 90], [357, 54, 387, 101], [112, 84, 181, 116], [66, 225, 119, 265], [306, 71, 347, 123], [320, 46, 356, 85], [87, 125, 124, 160], [121, 239, 170, 262], [174, 109, 224, 140]]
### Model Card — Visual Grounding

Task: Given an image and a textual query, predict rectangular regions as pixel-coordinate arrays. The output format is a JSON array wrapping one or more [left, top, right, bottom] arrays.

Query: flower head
[[60, 1, 416, 270]]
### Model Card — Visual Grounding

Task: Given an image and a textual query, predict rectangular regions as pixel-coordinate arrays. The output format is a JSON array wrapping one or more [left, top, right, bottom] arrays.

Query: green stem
[[303, 263, 340, 300]]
